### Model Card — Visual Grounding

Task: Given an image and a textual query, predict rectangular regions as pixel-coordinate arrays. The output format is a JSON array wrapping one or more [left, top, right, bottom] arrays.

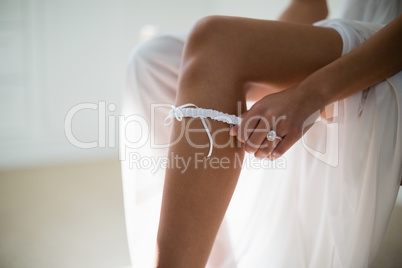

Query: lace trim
[[164, 103, 242, 157]]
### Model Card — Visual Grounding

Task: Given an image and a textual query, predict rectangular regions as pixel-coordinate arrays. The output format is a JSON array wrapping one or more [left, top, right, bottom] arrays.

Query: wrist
[[294, 77, 333, 113]]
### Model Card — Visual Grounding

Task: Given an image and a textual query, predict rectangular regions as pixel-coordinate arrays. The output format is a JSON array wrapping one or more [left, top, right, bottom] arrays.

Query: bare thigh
[[178, 16, 343, 106]]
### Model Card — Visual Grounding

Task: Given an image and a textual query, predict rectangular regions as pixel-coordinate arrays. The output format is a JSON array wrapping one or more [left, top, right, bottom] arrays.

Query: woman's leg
[[121, 34, 186, 267], [156, 16, 342, 267]]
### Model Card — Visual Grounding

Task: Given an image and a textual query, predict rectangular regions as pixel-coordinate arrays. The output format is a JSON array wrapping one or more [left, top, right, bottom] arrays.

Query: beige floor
[[0, 160, 401, 268], [0, 160, 131, 268]]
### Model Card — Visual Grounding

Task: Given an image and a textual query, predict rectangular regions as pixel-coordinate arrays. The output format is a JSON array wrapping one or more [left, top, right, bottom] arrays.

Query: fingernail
[[229, 125, 236, 136]]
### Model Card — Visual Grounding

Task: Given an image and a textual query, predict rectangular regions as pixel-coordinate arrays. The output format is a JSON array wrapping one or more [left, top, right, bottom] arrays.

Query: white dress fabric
[[120, 0, 402, 267]]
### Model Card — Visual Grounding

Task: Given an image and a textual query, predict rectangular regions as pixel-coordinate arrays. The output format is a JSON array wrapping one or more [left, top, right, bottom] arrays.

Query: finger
[[229, 125, 238, 136], [254, 138, 278, 159], [229, 112, 247, 137], [237, 115, 260, 143], [270, 132, 300, 160], [245, 118, 271, 153]]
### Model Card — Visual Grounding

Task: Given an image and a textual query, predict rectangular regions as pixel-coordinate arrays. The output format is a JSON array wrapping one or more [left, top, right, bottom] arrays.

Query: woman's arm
[[279, 0, 328, 24], [301, 14, 402, 108]]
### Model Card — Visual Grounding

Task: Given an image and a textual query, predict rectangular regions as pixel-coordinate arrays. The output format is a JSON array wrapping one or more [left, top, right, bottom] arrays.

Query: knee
[[179, 16, 241, 86], [184, 16, 235, 58]]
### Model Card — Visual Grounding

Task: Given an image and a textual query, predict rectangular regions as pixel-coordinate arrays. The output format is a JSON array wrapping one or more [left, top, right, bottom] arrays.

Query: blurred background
[[0, 0, 400, 267]]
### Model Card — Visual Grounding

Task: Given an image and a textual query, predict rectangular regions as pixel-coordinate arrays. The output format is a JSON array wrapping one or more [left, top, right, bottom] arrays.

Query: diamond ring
[[266, 130, 282, 141]]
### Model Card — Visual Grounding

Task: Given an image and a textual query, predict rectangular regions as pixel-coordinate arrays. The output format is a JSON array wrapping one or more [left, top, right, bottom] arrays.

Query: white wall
[[0, 0, 210, 169]]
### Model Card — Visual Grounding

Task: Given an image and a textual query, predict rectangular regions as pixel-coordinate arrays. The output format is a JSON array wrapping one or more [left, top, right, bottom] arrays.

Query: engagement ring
[[266, 130, 282, 141]]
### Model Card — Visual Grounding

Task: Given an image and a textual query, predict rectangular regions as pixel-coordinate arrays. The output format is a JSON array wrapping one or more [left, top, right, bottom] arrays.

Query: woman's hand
[[230, 86, 324, 160]]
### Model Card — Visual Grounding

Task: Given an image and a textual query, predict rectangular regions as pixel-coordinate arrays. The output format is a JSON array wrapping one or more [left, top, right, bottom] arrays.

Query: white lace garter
[[164, 103, 242, 157]]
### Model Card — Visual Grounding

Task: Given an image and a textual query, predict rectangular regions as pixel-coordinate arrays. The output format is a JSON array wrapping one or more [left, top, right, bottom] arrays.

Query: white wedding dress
[[120, 0, 402, 267]]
